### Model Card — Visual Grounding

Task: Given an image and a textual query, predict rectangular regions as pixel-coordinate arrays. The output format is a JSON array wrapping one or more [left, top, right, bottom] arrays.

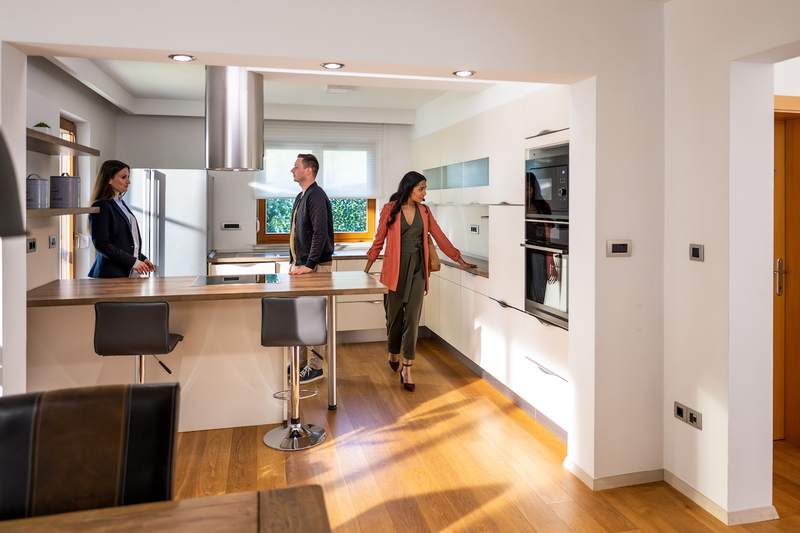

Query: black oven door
[[522, 242, 568, 329]]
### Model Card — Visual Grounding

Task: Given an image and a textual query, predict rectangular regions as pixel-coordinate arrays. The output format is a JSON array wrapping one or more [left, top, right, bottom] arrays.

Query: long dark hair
[[387, 171, 426, 227], [90, 160, 130, 203]]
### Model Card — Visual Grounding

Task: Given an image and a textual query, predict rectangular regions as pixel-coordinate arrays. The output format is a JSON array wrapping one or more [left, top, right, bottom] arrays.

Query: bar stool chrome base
[[263, 423, 327, 451]]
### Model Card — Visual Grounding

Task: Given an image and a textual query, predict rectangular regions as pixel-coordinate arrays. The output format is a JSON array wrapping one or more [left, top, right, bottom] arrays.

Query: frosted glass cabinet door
[[462, 158, 489, 187], [445, 163, 463, 189], [424, 166, 443, 190]]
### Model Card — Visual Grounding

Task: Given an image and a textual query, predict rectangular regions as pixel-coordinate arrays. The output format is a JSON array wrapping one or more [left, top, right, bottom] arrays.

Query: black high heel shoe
[[400, 363, 415, 392], [388, 354, 400, 372]]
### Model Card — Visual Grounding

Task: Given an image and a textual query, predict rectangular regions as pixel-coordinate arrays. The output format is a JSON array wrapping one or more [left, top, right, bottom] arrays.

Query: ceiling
[[92, 59, 490, 110]]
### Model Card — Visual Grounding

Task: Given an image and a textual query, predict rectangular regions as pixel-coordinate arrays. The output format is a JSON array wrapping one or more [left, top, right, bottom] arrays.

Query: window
[[257, 198, 376, 244], [58, 117, 77, 279], [255, 136, 379, 244]]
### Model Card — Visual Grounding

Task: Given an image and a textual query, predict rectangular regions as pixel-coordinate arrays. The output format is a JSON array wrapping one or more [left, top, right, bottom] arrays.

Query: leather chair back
[[0, 383, 179, 520], [95, 302, 172, 355], [261, 296, 328, 347]]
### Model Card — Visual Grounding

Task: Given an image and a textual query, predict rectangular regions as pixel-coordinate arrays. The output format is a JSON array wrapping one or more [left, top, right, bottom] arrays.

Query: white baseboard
[[562, 458, 663, 490], [663, 470, 779, 526]]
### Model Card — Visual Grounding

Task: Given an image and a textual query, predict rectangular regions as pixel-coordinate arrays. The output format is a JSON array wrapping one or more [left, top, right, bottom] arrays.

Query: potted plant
[[33, 122, 51, 135]]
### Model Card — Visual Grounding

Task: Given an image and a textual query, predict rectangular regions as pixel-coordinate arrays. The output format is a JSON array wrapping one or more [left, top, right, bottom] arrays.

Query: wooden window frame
[[59, 117, 78, 279], [257, 198, 376, 244]]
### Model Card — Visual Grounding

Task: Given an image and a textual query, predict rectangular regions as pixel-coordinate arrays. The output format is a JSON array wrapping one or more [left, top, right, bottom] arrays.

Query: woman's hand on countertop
[[132, 260, 149, 275], [458, 258, 478, 270], [144, 259, 157, 272]]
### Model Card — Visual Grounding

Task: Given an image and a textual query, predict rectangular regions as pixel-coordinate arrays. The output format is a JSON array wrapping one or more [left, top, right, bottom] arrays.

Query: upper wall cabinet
[[424, 157, 492, 205]]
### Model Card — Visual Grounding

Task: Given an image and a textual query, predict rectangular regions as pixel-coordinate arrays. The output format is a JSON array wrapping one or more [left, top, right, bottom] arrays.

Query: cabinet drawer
[[209, 262, 276, 275], [336, 300, 386, 331]]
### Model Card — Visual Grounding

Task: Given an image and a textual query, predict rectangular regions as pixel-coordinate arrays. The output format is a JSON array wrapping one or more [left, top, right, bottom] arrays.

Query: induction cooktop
[[192, 274, 280, 286]]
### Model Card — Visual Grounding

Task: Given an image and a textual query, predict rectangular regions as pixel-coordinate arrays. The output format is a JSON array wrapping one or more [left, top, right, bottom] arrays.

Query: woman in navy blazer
[[88, 160, 156, 278]]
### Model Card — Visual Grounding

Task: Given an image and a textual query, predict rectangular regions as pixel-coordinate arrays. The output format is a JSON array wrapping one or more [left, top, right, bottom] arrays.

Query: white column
[[727, 60, 775, 515], [0, 42, 27, 395]]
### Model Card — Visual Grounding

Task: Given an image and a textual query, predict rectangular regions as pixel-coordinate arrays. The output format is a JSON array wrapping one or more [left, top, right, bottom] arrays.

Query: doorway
[[774, 97, 800, 442]]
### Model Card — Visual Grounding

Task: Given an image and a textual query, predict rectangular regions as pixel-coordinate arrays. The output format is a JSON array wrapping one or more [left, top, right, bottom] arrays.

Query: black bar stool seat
[[261, 296, 327, 451], [94, 301, 183, 384]]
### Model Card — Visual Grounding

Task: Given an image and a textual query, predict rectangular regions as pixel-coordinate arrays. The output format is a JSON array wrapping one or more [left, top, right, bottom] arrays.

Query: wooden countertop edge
[[27, 287, 388, 308]]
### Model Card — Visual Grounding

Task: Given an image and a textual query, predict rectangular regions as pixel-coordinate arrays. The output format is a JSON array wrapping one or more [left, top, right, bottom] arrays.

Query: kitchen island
[[26, 272, 386, 431]]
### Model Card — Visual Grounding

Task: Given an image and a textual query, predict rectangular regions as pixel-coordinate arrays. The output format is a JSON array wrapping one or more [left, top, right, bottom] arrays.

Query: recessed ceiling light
[[169, 54, 196, 62], [321, 62, 345, 70], [453, 70, 476, 78]]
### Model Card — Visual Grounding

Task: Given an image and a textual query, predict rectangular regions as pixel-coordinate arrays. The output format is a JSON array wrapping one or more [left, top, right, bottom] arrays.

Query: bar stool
[[261, 296, 327, 451], [94, 301, 183, 384]]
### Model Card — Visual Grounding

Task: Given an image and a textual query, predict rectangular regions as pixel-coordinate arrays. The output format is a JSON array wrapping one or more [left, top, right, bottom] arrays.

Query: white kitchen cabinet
[[471, 291, 512, 387], [424, 273, 440, 334], [336, 300, 386, 331], [335, 258, 383, 302], [459, 285, 478, 360], [436, 277, 461, 348], [487, 205, 525, 309], [208, 262, 276, 275], [437, 263, 461, 284]]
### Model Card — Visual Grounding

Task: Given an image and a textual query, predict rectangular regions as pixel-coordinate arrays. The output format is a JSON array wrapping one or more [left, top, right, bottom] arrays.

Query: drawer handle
[[524, 355, 567, 383]]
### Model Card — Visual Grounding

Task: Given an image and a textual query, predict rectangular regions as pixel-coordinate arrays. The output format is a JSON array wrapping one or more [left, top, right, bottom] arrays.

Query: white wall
[[663, 0, 800, 518], [25, 57, 120, 285], [116, 115, 204, 169], [775, 56, 800, 96]]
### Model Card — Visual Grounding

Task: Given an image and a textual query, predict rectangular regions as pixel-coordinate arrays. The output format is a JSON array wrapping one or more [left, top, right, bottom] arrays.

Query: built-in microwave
[[525, 144, 568, 221]]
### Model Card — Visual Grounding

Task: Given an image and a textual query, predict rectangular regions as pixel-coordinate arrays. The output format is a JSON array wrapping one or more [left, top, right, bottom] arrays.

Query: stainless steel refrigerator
[[128, 169, 207, 277]]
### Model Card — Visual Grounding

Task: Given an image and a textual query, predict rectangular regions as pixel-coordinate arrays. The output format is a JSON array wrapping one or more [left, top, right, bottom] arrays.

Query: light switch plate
[[469, 224, 480, 235], [606, 240, 631, 257], [48, 235, 57, 249], [689, 243, 704, 262], [26, 238, 36, 253]]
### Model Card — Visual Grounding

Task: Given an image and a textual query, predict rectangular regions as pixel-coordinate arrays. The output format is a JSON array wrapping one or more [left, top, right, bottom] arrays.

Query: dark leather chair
[[0, 383, 179, 521], [261, 296, 327, 451], [94, 301, 183, 384]]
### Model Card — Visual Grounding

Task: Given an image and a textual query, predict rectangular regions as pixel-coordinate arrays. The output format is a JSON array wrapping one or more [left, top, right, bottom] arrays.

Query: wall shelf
[[26, 128, 101, 157], [27, 207, 99, 217]]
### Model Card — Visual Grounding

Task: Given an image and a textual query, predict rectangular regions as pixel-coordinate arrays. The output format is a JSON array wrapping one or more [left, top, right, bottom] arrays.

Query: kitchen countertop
[[27, 272, 387, 307], [440, 254, 489, 278], [208, 247, 489, 278], [207, 245, 376, 264]]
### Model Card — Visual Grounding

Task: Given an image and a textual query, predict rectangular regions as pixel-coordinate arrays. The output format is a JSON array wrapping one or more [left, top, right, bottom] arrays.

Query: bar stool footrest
[[272, 388, 318, 401]]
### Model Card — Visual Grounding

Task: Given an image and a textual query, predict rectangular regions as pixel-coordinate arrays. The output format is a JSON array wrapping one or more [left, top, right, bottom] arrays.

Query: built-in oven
[[525, 144, 568, 221], [522, 217, 569, 329]]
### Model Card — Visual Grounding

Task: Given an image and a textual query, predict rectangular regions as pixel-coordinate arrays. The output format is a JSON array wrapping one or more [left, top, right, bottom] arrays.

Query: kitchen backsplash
[[426, 204, 489, 259]]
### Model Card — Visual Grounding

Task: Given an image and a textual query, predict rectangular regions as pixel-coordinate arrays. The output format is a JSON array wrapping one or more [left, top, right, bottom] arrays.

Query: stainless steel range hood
[[205, 66, 264, 171]]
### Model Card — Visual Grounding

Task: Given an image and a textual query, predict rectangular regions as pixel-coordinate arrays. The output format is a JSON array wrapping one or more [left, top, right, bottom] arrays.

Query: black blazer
[[88, 198, 147, 278], [289, 182, 334, 269]]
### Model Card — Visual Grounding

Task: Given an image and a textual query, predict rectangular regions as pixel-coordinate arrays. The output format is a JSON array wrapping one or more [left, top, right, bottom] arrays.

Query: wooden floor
[[174, 338, 800, 532]]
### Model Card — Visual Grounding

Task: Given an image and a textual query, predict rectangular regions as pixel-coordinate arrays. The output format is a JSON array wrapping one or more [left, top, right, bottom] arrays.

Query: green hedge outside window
[[266, 198, 368, 234]]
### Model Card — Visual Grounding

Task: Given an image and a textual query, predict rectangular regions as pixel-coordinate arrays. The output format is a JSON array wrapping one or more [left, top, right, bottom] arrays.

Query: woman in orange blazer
[[365, 171, 475, 391]]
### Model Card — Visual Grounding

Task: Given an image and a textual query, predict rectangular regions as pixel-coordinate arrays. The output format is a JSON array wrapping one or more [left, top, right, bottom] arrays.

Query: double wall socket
[[674, 401, 703, 430]]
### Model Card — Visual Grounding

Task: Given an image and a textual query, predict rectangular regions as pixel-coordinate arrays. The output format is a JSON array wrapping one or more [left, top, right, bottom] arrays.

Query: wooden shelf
[[26, 128, 101, 157], [27, 207, 99, 217]]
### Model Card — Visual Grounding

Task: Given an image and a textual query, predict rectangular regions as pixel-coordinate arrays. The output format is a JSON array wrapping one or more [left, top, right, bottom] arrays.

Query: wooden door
[[775, 119, 786, 440], [782, 118, 800, 444]]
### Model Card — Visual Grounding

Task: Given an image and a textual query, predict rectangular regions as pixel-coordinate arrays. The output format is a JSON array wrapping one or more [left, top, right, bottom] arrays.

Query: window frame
[[58, 117, 78, 279], [257, 198, 376, 244]]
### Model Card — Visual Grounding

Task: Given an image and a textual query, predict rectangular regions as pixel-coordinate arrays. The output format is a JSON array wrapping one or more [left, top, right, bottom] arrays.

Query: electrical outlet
[[675, 401, 702, 430], [48, 235, 57, 249], [26, 238, 37, 253], [687, 408, 703, 430], [674, 401, 687, 422], [469, 224, 480, 235]]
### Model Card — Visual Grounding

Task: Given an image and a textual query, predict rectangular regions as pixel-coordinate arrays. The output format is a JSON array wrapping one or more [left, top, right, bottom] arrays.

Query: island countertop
[[27, 272, 387, 307]]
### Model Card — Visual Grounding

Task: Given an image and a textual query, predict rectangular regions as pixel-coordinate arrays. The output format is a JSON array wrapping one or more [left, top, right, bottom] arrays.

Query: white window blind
[[256, 120, 382, 199]]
